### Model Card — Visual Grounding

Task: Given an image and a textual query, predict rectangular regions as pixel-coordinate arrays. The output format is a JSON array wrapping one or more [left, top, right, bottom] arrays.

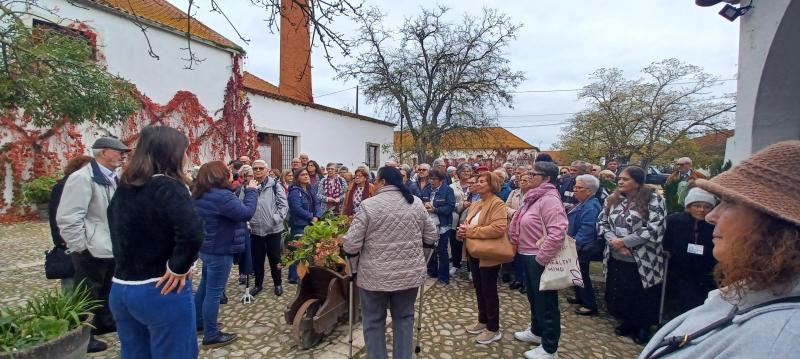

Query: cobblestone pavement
[[1, 221, 644, 358]]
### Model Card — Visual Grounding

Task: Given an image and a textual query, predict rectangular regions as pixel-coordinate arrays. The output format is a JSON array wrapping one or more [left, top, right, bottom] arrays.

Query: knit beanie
[[695, 140, 800, 226], [684, 187, 717, 208]]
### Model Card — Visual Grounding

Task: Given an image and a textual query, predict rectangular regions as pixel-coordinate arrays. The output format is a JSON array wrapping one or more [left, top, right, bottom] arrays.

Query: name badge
[[615, 228, 629, 237], [687, 244, 704, 255]]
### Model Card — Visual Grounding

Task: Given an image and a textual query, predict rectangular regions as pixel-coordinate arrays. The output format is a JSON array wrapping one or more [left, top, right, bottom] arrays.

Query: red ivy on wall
[[0, 55, 257, 222]]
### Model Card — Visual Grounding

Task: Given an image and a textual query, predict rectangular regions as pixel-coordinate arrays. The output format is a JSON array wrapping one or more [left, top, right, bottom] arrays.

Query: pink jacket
[[508, 183, 568, 266]]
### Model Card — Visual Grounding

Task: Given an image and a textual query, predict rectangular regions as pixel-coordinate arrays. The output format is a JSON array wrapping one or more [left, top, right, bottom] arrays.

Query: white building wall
[[35, 0, 235, 110], [248, 95, 394, 169]]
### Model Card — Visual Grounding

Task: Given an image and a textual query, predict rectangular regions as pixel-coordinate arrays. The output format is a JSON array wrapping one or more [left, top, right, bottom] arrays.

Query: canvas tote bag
[[465, 201, 515, 263], [536, 219, 584, 290]]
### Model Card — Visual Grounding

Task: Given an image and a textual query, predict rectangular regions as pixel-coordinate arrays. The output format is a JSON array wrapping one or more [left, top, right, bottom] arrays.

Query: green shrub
[[0, 282, 100, 353], [20, 175, 59, 205]]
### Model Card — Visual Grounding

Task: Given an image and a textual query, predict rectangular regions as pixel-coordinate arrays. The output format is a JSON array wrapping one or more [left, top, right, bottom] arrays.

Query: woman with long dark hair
[[108, 126, 205, 358], [192, 161, 258, 349], [287, 168, 323, 283], [599, 166, 666, 344], [343, 166, 438, 359], [306, 160, 324, 191]]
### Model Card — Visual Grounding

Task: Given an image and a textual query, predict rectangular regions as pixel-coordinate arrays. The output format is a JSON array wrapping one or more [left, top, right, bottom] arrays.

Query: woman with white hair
[[566, 174, 603, 316], [662, 187, 717, 319]]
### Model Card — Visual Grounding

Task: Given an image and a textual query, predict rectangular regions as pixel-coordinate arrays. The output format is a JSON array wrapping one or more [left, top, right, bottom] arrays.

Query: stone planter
[[36, 203, 49, 221], [0, 321, 91, 359]]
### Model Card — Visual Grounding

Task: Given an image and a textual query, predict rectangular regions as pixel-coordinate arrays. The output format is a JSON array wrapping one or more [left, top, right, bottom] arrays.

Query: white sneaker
[[449, 267, 458, 275], [524, 345, 558, 359], [514, 326, 542, 343], [468, 272, 473, 281]]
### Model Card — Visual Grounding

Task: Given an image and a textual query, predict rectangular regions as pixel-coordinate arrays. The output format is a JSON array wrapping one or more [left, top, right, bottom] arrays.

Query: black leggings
[[251, 232, 283, 287]]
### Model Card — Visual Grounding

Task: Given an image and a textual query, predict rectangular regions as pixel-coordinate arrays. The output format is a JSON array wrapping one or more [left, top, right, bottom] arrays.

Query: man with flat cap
[[57, 137, 129, 353]]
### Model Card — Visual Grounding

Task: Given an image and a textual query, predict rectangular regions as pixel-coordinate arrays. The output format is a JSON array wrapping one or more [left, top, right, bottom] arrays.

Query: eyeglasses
[[326, 168, 336, 171], [253, 167, 266, 171], [677, 162, 690, 166], [531, 172, 546, 177], [418, 169, 428, 172], [573, 185, 586, 190]]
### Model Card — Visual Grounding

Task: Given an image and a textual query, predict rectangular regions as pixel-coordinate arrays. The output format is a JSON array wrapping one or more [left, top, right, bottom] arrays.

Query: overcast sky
[[167, 0, 739, 150]]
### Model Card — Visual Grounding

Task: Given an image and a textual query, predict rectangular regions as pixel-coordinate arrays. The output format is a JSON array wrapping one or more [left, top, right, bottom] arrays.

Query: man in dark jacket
[[559, 161, 589, 211]]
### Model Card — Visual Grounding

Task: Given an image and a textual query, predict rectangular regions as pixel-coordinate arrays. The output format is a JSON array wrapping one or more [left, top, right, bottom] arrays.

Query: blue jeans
[[289, 226, 306, 283], [195, 253, 233, 340], [360, 287, 418, 359], [109, 279, 197, 359], [426, 230, 451, 283], [514, 253, 526, 287]]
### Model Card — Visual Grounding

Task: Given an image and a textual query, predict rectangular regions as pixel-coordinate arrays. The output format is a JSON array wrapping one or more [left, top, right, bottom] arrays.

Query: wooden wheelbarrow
[[284, 266, 360, 349]]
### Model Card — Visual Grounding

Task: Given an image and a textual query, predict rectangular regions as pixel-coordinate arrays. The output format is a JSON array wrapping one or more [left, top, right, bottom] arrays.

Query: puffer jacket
[[343, 186, 438, 292], [288, 184, 322, 227], [195, 187, 258, 255], [240, 177, 288, 236]]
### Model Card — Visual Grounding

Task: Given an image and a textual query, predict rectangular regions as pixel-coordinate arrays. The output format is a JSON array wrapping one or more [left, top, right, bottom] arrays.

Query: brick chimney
[[279, 0, 314, 103]]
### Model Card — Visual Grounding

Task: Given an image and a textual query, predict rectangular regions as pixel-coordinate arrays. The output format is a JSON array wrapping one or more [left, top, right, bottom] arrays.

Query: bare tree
[[555, 58, 735, 168], [338, 6, 524, 163]]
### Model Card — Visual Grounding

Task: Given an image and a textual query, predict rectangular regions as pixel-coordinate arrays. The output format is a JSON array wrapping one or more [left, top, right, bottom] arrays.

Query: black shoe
[[509, 281, 522, 290], [202, 332, 238, 349], [219, 292, 228, 304], [274, 285, 284, 296], [238, 275, 246, 285], [87, 337, 108, 353], [250, 286, 262, 297], [518, 286, 527, 294], [633, 328, 652, 345], [288, 279, 298, 285], [566, 297, 582, 304], [501, 274, 511, 283], [615, 324, 636, 337], [575, 307, 598, 316]]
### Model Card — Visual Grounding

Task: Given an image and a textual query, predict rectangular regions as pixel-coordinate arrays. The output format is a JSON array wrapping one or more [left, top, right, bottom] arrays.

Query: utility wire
[[315, 86, 357, 98], [509, 78, 737, 94]]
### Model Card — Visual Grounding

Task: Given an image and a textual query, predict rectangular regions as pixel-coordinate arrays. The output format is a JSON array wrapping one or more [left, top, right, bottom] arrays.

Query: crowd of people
[[44, 124, 800, 359]]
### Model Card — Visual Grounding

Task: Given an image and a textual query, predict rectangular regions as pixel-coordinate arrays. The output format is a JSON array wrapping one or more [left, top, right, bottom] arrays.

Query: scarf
[[509, 182, 557, 243], [322, 176, 343, 198], [344, 183, 371, 216]]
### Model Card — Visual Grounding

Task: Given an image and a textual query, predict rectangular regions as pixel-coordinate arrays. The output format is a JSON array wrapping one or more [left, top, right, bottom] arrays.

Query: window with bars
[[257, 132, 296, 171], [366, 143, 380, 169]]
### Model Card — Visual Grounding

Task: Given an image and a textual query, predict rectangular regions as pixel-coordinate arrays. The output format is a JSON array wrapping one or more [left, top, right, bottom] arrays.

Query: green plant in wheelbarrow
[[0, 282, 100, 358], [282, 214, 351, 277]]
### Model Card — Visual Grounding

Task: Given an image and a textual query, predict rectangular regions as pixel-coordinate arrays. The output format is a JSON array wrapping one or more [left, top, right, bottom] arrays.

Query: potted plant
[[282, 214, 351, 277], [0, 283, 100, 359], [20, 175, 59, 220]]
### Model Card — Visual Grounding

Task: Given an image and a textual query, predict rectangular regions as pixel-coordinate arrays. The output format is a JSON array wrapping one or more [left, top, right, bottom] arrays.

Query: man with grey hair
[[57, 137, 129, 353], [665, 156, 707, 212], [245, 159, 289, 297], [567, 173, 603, 316], [416, 163, 432, 192], [384, 160, 399, 168], [432, 158, 450, 185], [560, 160, 590, 210]]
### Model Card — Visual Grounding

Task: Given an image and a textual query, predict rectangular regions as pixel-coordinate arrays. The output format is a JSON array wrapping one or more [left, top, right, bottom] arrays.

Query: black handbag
[[578, 235, 605, 262], [44, 246, 75, 279]]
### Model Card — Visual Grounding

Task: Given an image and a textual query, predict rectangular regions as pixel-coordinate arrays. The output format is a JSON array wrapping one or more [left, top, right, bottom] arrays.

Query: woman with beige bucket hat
[[641, 140, 800, 358]]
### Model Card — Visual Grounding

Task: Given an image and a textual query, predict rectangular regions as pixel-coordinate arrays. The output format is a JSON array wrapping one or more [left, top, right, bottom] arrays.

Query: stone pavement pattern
[[0, 222, 644, 358]]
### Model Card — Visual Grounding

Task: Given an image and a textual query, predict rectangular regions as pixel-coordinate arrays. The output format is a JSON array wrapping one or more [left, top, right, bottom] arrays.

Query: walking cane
[[345, 253, 359, 359], [241, 274, 254, 304], [658, 251, 671, 325], [414, 243, 436, 354]]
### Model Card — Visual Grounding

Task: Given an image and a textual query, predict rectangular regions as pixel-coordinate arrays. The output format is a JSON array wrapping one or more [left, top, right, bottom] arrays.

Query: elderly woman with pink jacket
[[509, 161, 569, 359]]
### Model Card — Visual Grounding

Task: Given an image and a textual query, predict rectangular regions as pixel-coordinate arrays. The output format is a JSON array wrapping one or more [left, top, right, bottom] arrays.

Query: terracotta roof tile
[[394, 127, 535, 152], [92, 0, 242, 52], [243, 72, 280, 96]]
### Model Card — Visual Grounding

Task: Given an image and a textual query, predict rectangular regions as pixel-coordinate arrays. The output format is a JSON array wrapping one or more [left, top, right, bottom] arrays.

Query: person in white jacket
[[56, 137, 129, 353]]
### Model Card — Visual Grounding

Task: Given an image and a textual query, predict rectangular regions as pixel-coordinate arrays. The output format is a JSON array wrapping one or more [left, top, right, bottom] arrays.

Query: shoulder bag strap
[[644, 296, 800, 359]]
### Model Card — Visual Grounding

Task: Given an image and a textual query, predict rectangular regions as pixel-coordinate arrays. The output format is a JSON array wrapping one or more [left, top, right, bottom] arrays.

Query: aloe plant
[[0, 282, 100, 353]]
